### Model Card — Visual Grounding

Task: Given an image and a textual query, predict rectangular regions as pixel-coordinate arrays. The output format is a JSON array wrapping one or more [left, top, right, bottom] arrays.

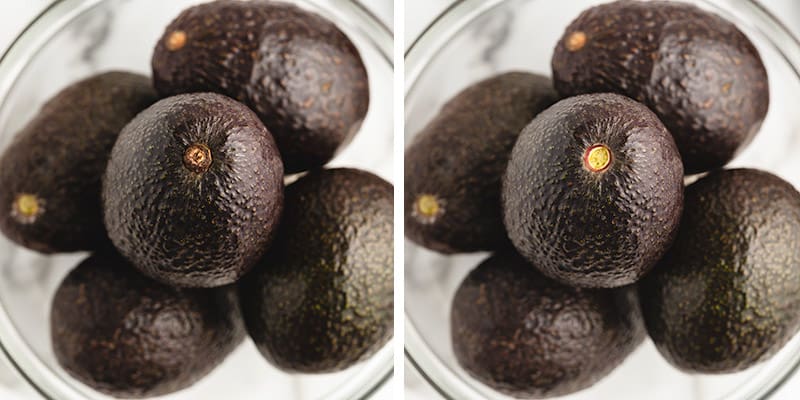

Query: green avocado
[[152, 0, 369, 173], [552, 0, 769, 174], [0, 71, 157, 253], [404, 72, 558, 254], [239, 168, 393, 373], [51, 250, 245, 398], [640, 168, 800, 373], [103, 92, 283, 288], [503, 93, 684, 288], [451, 251, 645, 398]]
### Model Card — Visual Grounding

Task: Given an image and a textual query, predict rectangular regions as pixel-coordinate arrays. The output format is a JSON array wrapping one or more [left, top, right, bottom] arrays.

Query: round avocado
[[503, 93, 684, 288], [103, 92, 283, 288]]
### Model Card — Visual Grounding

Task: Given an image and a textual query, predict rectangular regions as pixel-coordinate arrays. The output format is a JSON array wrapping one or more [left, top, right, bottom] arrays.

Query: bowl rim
[[403, 0, 800, 399], [0, 0, 394, 399]]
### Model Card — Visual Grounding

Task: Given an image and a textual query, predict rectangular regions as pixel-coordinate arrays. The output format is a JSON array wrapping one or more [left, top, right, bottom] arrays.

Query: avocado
[[0, 71, 157, 253], [503, 93, 683, 288], [404, 72, 558, 254], [103, 92, 283, 288], [152, 0, 369, 174], [452, 251, 645, 398], [51, 250, 245, 398], [552, 0, 769, 174], [239, 168, 392, 373], [639, 168, 800, 373]]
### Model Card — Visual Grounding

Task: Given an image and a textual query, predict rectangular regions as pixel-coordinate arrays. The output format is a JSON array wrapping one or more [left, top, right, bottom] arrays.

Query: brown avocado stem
[[183, 143, 212, 174], [166, 30, 187, 51]]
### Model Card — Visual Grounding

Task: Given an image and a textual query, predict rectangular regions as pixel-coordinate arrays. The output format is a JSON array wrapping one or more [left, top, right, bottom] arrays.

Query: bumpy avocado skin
[[103, 93, 283, 288], [452, 251, 645, 398], [503, 93, 683, 288], [152, 0, 369, 174], [51, 250, 245, 398], [404, 72, 559, 254], [239, 168, 393, 373], [552, 0, 769, 174], [640, 169, 800, 373], [0, 72, 157, 253]]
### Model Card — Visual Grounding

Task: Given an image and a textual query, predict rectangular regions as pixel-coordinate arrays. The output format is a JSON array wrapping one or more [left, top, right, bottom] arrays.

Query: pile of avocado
[[0, 0, 392, 398], [406, 1, 797, 397]]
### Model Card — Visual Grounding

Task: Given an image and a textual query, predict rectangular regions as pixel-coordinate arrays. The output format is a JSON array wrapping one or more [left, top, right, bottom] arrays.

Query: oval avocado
[[51, 250, 245, 398], [640, 168, 800, 373], [152, 0, 368, 173], [452, 251, 645, 398], [239, 168, 393, 373], [552, 0, 769, 174], [404, 72, 558, 254], [0, 72, 157, 253]]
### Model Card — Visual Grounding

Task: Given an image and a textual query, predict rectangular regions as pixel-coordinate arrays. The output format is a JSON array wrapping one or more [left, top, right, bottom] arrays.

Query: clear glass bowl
[[0, 0, 393, 399], [404, 0, 800, 399]]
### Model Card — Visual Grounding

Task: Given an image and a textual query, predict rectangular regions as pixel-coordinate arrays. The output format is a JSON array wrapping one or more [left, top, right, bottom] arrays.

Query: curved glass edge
[[403, 1, 800, 400], [0, 0, 394, 399]]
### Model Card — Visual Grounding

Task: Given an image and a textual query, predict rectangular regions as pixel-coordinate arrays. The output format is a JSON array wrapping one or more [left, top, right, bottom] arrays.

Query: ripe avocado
[[639, 168, 800, 373], [103, 92, 283, 288], [152, 0, 369, 174], [503, 93, 683, 288], [51, 250, 245, 398], [0, 71, 157, 253], [404, 72, 558, 254], [552, 0, 769, 174], [239, 168, 392, 373], [451, 251, 645, 398]]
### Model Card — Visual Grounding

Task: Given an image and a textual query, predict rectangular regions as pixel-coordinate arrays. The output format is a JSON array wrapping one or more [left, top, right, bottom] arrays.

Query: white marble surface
[[0, 1, 393, 399], [404, 1, 800, 399]]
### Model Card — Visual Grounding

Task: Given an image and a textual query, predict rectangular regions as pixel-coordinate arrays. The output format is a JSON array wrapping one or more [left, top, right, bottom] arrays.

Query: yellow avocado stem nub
[[584, 144, 612, 173], [12, 193, 43, 224], [414, 194, 445, 225]]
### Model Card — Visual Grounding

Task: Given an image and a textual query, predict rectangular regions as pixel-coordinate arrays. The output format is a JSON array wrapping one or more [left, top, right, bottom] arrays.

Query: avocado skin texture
[[451, 251, 645, 398], [639, 168, 800, 373], [239, 168, 392, 373], [103, 92, 283, 288], [0, 72, 157, 253], [404, 72, 558, 254], [51, 250, 245, 398], [503, 93, 683, 288], [152, 0, 369, 174], [552, 0, 769, 174]]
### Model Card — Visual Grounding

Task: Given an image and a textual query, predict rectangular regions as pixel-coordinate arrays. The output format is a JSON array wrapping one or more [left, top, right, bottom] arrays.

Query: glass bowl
[[404, 0, 800, 399], [0, 0, 393, 399]]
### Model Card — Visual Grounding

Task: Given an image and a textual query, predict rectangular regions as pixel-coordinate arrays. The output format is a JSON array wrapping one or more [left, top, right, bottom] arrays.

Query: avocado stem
[[414, 194, 444, 224], [183, 144, 212, 174], [11, 193, 44, 224], [166, 30, 187, 51], [583, 144, 612, 173], [566, 31, 587, 52]]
